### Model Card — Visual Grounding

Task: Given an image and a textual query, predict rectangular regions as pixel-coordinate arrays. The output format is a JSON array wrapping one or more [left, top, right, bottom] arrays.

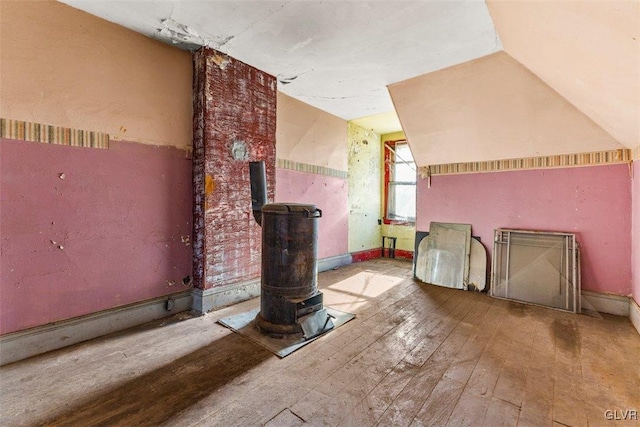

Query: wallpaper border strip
[[419, 149, 631, 177], [0, 118, 109, 149], [277, 158, 347, 179]]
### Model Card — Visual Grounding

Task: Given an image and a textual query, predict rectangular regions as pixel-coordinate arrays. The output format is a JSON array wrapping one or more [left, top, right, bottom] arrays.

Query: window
[[384, 140, 416, 224]]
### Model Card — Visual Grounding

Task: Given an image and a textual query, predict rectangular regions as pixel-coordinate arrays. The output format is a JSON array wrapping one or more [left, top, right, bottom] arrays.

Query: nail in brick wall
[[193, 48, 276, 290]]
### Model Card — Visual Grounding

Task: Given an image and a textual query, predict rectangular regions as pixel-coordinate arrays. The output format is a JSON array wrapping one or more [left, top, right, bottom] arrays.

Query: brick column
[[192, 48, 276, 313]]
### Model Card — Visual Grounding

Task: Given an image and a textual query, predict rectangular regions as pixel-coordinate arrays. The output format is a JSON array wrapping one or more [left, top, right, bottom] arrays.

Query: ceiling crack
[[224, 1, 291, 53]]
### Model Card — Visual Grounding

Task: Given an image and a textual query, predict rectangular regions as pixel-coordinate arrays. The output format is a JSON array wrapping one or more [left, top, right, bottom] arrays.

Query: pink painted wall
[[275, 168, 348, 260], [632, 161, 640, 305], [1, 139, 192, 335], [417, 164, 631, 295]]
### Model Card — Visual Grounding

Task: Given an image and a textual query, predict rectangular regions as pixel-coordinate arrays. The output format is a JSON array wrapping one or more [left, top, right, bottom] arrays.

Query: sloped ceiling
[[389, 52, 624, 167], [58, 0, 501, 121], [350, 111, 402, 136], [44, 1, 639, 151], [486, 0, 640, 148], [276, 92, 348, 171]]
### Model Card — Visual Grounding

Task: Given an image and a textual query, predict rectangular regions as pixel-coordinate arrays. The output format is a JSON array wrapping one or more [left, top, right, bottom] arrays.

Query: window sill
[[383, 218, 415, 226]]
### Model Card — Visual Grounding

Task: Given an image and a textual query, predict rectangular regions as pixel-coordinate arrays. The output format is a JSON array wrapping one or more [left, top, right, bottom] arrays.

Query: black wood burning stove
[[249, 161, 334, 339]]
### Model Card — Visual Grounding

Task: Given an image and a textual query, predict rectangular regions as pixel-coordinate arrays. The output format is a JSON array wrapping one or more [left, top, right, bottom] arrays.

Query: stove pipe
[[249, 161, 267, 226], [249, 161, 334, 339]]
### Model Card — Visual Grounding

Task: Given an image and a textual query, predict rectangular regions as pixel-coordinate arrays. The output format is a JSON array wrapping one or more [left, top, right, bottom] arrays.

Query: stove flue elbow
[[249, 161, 267, 226]]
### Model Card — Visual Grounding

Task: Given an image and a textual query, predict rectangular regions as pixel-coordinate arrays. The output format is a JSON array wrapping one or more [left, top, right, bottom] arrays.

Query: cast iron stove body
[[250, 161, 335, 339]]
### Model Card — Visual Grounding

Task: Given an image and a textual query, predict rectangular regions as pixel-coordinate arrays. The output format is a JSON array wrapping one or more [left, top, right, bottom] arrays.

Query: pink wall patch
[[417, 164, 632, 296], [275, 168, 348, 259], [1, 139, 192, 335], [632, 161, 640, 305]]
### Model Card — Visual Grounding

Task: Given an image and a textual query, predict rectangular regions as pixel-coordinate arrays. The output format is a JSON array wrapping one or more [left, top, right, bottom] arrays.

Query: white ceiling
[[59, 0, 501, 128]]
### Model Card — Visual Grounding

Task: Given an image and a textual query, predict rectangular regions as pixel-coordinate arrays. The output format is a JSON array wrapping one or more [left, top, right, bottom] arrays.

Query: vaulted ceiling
[[59, 0, 639, 164]]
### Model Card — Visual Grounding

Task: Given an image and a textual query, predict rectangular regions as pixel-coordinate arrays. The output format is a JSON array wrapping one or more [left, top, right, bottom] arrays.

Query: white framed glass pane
[[395, 144, 412, 160], [394, 162, 415, 182], [388, 183, 416, 220], [392, 143, 415, 183]]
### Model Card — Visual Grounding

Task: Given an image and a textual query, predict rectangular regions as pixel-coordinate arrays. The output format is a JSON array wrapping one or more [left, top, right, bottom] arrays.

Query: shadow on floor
[[40, 331, 272, 426]]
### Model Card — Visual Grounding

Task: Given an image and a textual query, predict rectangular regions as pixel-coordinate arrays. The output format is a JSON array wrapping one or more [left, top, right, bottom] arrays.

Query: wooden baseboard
[[581, 290, 630, 316], [0, 291, 191, 366], [351, 248, 382, 262], [0, 253, 353, 366], [191, 279, 261, 314], [392, 249, 414, 260], [318, 253, 352, 271], [630, 298, 640, 336]]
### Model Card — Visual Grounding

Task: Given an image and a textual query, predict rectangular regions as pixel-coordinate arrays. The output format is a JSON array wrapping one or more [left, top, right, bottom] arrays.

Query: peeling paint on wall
[[347, 123, 381, 253], [157, 18, 217, 51], [210, 54, 231, 70], [192, 48, 276, 291]]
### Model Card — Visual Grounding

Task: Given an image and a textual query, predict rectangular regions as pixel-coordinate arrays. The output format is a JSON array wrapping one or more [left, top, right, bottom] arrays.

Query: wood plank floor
[[1, 259, 639, 426]]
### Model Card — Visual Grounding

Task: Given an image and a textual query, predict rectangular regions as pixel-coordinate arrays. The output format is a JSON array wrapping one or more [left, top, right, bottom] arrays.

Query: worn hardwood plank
[[410, 376, 465, 426], [375, 290, 490, 426], [517, 319, 556, 427], [264, 408, 305, 427], [482, 397, 520, 426], [445, 390, 490, 427], [376, 359, 451, 427], [1, 260, 639, 427], [339, 360, 420, 426]]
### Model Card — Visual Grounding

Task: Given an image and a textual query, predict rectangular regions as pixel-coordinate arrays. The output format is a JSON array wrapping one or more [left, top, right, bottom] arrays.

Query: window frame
[[383, 139, 416, 225]]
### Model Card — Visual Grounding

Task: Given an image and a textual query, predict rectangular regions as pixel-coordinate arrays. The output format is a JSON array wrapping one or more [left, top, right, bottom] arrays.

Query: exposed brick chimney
[[192, 48, 276, 313]]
